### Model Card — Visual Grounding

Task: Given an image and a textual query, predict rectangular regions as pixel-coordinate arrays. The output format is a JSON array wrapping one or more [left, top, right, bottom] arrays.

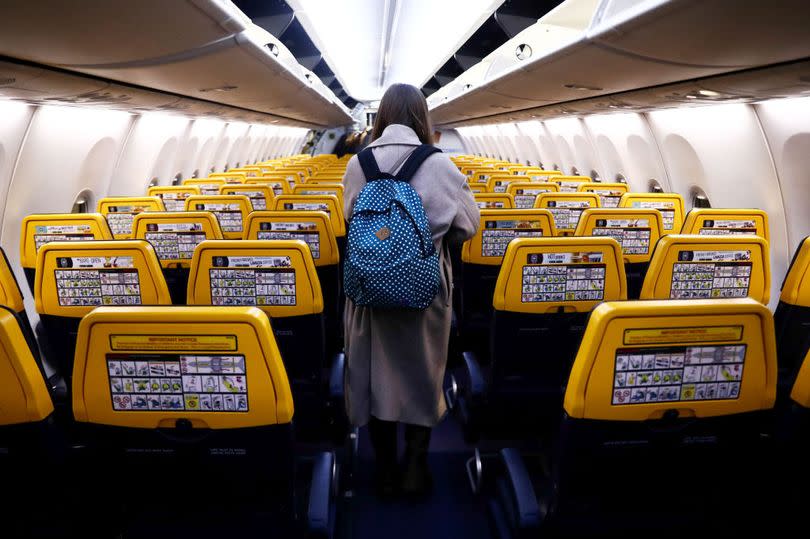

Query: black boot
[[367, 416, 399, 498], [401, 424, 433, 497]]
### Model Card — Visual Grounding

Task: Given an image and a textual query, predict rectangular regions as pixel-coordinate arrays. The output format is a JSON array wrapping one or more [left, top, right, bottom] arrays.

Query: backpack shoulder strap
[[357, 148, 383, 180], [395, 144, 442, 183]]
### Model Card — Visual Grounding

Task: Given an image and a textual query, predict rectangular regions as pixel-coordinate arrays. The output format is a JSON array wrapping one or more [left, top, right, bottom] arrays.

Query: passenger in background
[[342, 83, 480, 498]]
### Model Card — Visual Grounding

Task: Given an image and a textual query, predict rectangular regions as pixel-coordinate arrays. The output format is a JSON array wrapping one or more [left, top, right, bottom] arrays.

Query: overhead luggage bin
[[20, 213, 113, 294], [639, 234, 771, 304], [97, 196, 166, 240]]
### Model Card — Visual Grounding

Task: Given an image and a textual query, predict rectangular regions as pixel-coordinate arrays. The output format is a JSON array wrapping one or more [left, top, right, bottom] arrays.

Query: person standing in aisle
[[342, 83, 480, 498]]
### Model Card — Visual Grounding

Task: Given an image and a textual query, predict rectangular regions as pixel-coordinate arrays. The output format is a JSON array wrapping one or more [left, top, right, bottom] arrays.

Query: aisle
[[339, 417, 492, 539]]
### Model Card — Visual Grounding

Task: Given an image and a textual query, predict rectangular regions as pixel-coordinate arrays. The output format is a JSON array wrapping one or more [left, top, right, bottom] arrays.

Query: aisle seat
[[182, 178, 225, 196], [244, 210, 341, 353], [97, 196, 165, 239], [486, 175, 521, 194], [132, 211, 223, 304], [458, 210, 556, 352], [490, 298, 776, 535], [272, 194, 346, 244], [292, 183, 345, 211], [681, 208, 769, 240], [577, 182, 628, 208], [219, 184, 274, 211], [34, 240, 171, 378], [534, 192, 600, 236], [186, 240, 344, 440], [774, 237, 810, 398], [20, 213, 113, 293], [457, 237, 625, 441], [506, 182, 559, 209], [0, 306, 58, 471], [575, 208, 664, 299], [147, 185, 201, 212], [70, 306, 337, 533], [183, 194, 252, 240], [474, 193, 514, 210], [619, 193, 685, 235], [639, 235, 770, 304]]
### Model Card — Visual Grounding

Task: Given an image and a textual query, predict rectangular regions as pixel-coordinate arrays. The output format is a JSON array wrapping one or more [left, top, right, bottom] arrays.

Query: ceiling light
[[698, 89, 720, 96], [685, 94, 698, 99], [199, 85, 237, 93], [515, 44, 532, 61], [266, 43, 280, 57], [289, 0, 501, 101]]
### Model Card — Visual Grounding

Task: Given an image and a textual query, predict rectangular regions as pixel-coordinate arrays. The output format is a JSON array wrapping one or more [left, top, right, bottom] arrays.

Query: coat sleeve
[[445, 163, 480, 246], [342, 155, 365, 221]]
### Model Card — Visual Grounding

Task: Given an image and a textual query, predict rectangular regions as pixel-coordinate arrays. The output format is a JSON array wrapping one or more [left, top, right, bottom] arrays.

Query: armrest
[[328, 352, 345, 398], [307, 451, 335, 538], [499, 448, 540, 530], [462, 350, 486, 398]]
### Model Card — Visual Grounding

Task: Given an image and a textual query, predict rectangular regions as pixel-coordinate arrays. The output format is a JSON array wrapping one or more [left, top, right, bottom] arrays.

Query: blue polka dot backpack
[[344, 144, 441, 309]]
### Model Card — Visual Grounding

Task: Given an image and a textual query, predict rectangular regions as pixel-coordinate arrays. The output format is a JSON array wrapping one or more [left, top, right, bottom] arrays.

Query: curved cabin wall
[[455, 96, 810, 309], [0, 100, 309, 319]]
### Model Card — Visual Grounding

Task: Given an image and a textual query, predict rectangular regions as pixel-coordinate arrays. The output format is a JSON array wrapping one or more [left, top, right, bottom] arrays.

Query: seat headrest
[[574, 208, 664, 264], [534, 193, 601, 236], [619, 193, 685, 235], [681, 208, 769, 241], [493, 237, 626, 313], [147, 186, 202, 212], [20, 213, 113, 269], [462, 210, 557, 265], [564, 298, 776, 420], [243, 210, 338, 266], [184, 195, 252, 239], [71, 306, 293, 428], [132, 212, 223, 268], [97, 197, 166, 239]]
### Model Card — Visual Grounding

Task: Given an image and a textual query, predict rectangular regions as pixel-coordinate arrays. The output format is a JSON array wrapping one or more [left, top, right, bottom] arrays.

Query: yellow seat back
[[71, 306, 293, 428], [187, 240, 323, 318], [0, 249, 25, 314], [564, 299, 776, 420], [780, 237, 810, 307], [506, 182, 560, 209], [98, 197, 166, 239], [20, 213, 113, 271], [183, 195, 252, 240], [534, 193, 601, 236], [681, 208, 769, 241], [292, 183, 345, 211], [272, 194, 345, 237], [493, 237, 626, 313], [182, 178, 225, 196], [219, 184, 274, 211], [574, 208, 664, 264], [245, 178, 292, 196], [132, 212, 224, 269], [640, 235, 770, 304], [462, 210, 557, 265], [486, 175, 522, 194], [553, 175, 591, 192], [0, 307, 53, 425], [209, 172, 246, 184], [619, 193, 685, 235], [473, 193, 514, 210], [147, 186, 202, 212], [791, 347, 810, 408], [34, 240, 172, 318], [244, 211, 338, 267], [577, 182, 629, 208]]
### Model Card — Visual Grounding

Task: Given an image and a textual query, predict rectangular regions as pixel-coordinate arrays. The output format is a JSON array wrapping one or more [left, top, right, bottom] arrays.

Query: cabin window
[[210, 166, 216, 174], [649, 180, 664, 193], [71, 190, 93, 214], [224, 163, 230, 171], [615, 173, 627, 184], [691, 187, 711, 208], [172, 173, 182, 186], [571, 166, 579, 175], [590, 170, 601, 182], [192, 169, 199, 179], [148, 177, 159, 189], [552, 164, 560, 171]]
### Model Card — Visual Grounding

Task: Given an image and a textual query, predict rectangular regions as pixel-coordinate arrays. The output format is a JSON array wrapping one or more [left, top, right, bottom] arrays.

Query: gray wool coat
[[342, 124, 480, 427]]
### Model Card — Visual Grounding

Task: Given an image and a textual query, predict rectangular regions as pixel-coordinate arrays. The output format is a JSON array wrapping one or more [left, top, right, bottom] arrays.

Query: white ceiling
[[289, 0, 503, 102]]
